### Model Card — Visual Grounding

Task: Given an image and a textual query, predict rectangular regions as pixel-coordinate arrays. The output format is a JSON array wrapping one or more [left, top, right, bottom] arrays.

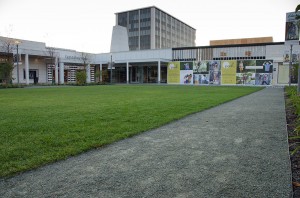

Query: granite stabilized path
[[0, 87, 292, 197]]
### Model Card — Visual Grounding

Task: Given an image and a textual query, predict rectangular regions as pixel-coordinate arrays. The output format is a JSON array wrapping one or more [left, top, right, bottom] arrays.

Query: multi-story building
[[115, 6, 196, 51]]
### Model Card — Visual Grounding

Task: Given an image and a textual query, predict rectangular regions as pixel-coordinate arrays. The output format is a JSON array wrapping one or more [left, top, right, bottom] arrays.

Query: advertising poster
[[209, 61, 221, 85], [256, 60, 273, 73], [221, 60, 237, 85], [194, 74, 209, 85], [236, 73, 256, 85], [255, 73, 272, 85], [236, 60, 256, 85], [283, 52, 299, 63], [180, 62, 193, 70], [180, 70, 193, 84], [236, 60, 256, 73], [193, 61, 209, 74], [167, 62, 180, 84], [180, 62, 193, 84]]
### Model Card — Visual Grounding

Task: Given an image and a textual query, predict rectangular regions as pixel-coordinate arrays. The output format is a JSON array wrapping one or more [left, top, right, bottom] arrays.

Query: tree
[[0, 37, 16, 87], [45, 47, 57, 84], [296, 4, 300, 19], [75, 52, 91, 85]]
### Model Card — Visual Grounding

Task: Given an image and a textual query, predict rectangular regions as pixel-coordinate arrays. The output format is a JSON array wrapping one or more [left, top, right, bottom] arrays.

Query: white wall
[[12, 55, 47, 84], [95, 48, 172, 64], [266, 43, 300, 85]]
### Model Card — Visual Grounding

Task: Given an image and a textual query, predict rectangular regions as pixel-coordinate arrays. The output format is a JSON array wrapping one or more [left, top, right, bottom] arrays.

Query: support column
[[86, 64, 91, 83], [55, 57, 58, 84], [100, 63, 103, 83], [158, 60, 161, 84], [126, 62, 129, 84], [25, 54, 29, 85], [59, 62, 64, 85]]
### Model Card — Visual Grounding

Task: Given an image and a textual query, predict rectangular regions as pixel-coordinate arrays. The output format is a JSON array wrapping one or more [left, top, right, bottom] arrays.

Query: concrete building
[[0, 35, 298, 86], [0, 7, 299, 87], [115, 6, 196, 51]]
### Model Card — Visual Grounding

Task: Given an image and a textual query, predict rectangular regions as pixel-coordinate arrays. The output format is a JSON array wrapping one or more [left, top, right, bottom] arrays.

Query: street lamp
[[15, 40, 21, 85]]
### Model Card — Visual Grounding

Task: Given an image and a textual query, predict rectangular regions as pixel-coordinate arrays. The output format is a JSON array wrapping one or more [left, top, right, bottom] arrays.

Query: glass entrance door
[[130, 66, 143, 83]]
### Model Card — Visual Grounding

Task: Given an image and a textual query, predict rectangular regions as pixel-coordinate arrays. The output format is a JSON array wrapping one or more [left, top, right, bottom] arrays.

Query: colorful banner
[[255, 73, 272, 85], [221, 60, 236, 84], [167, 62, 180, 84], [209, 61, 221, 85], [167, 59, 276, 86], [180, 62, 193, 84], [236, 60, 256, 85], [180, 70, 193, 84], [285, 12, 300, 44], [194, 74, 209, 84], [193, 61, 209, 74], [180, 62, 193, 70], [256, 60, 273, 73]]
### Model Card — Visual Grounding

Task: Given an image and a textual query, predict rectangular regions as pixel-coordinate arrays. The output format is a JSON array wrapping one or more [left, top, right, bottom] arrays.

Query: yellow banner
[[221, 60, 237, 84], [167, 62, 180, 84]]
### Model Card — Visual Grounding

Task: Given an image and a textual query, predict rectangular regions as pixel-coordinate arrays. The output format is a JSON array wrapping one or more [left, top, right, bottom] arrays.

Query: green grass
[[286, 86, 300, 156], [0, 85, 262, 177]]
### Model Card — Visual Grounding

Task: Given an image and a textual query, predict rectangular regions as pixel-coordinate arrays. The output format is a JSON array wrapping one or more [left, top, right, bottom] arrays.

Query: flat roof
[[210, 37, 274, 46]]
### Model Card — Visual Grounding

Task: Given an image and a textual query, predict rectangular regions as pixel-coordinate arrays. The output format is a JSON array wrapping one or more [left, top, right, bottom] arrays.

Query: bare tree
[[45, 47, 57, 84], [0, 37, 15, 62], [81, 52, 91, 69]]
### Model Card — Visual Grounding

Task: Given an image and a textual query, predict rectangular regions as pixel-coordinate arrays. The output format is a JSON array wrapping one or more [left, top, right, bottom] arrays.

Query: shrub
[[0, 62, 14, 87], [76, 70, 86, 85]]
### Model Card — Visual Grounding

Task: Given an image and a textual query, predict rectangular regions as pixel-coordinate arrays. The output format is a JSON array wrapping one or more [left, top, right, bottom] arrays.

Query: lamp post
[[15, 40, 21, 85]]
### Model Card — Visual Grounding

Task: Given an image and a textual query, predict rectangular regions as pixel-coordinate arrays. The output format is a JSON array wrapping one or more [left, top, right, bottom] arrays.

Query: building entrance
[[130, 66, 143, 83]]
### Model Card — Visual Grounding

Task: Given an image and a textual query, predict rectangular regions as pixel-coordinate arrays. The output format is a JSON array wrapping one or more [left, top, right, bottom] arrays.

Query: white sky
[[0, 0, 298, 53]]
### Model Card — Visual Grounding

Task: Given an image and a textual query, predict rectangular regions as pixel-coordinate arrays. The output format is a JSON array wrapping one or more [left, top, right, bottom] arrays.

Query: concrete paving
[[0, 87, 293, 197]]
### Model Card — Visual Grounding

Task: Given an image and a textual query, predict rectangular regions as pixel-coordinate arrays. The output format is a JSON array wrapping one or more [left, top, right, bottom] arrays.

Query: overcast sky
[[0, 0, 298, 53]]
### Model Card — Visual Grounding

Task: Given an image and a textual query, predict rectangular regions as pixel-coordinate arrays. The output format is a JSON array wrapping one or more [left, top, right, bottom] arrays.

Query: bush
[[0, 62, 14, 87], [76, 70, 86, 85], [286, 86, 300, 115]]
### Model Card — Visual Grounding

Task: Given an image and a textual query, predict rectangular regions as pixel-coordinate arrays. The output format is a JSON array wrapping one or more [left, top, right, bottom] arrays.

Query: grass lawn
[[0, 85, 262, 177]]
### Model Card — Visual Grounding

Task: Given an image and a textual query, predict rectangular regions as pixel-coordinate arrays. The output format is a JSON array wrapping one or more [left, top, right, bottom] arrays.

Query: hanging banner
[[285, 11, 300, 45]]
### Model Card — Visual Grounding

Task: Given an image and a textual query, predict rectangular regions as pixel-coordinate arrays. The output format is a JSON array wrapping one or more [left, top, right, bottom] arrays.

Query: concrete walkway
[[0, 87, 293, 197]]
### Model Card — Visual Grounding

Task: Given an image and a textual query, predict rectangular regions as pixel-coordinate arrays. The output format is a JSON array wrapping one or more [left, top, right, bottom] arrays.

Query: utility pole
[[15, 40, 21, 85]]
